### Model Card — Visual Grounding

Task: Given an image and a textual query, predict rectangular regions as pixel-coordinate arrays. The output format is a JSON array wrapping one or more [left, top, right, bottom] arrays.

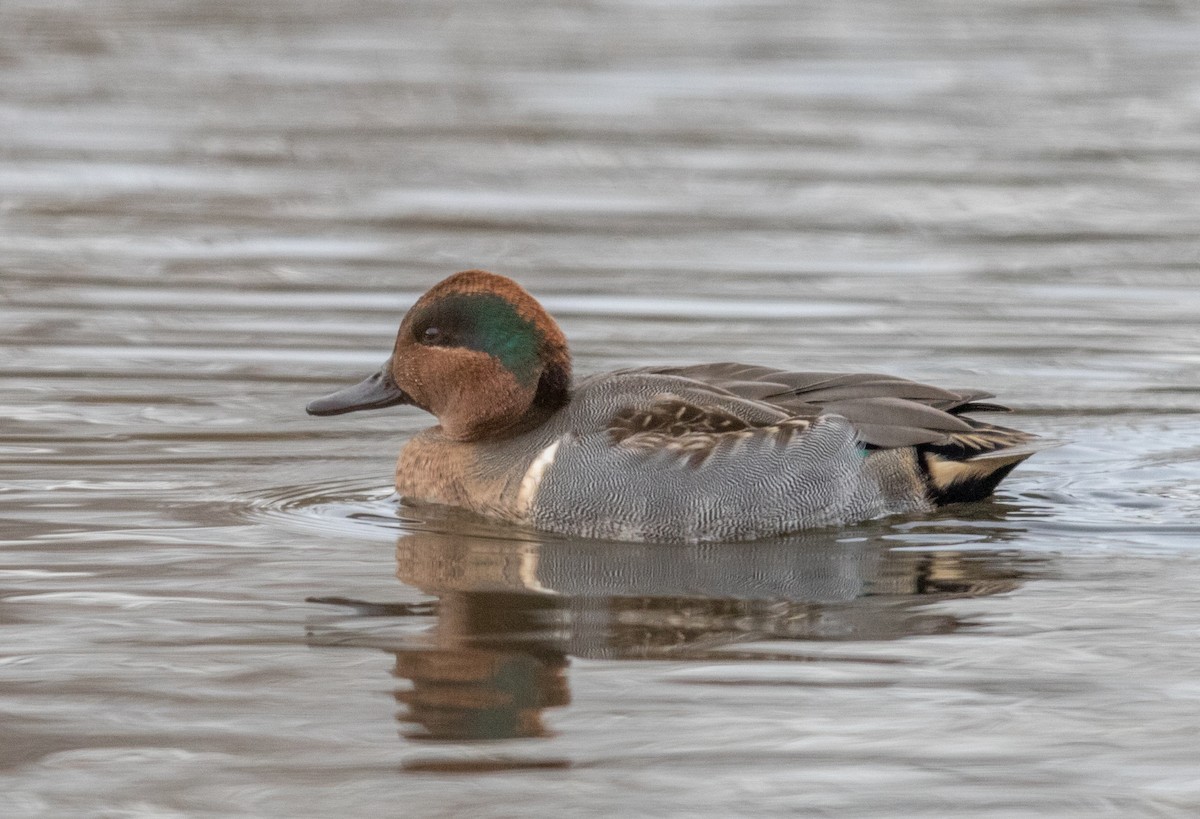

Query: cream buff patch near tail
[[923, 445, 1042, 494]]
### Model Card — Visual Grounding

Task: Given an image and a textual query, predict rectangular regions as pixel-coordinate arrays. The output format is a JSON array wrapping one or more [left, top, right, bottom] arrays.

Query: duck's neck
[[442, 359, 571, 442], [532, 359, 571, 416], [494, 360, 570, 439]]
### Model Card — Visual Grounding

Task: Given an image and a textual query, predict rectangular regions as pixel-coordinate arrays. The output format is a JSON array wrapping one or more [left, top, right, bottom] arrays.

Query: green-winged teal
[[308, 270, 1040, 542]]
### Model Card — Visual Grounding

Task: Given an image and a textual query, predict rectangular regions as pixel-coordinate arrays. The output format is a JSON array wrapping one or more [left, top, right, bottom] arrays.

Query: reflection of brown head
[[394, 647, 568, 741], [392, 590, 570, 741]]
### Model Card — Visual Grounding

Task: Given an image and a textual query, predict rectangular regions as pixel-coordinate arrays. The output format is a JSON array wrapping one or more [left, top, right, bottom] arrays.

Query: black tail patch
[[920, 450, 1028, 506]]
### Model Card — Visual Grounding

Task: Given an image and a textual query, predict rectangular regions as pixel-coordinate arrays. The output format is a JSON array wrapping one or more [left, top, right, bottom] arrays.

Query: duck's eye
[[421, 326, 443, 344]]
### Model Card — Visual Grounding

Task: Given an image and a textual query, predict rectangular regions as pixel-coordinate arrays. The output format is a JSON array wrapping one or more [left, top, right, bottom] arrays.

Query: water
[[3, 0, 1200, 815]]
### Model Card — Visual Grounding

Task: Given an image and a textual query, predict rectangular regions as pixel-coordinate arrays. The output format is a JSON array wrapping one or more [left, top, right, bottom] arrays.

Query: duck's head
[[306, 270, 571, 441]]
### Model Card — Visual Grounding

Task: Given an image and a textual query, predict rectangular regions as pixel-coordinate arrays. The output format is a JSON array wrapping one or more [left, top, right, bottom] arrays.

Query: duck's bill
[[306, 362, 411, 416]]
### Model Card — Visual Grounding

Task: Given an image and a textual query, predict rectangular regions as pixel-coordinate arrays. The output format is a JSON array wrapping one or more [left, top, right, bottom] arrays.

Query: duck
[[307, 270, 1041, 542]]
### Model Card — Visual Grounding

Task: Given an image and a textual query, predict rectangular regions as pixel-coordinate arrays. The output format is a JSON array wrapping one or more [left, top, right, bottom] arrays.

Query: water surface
[[3, 1, 1200, 816]]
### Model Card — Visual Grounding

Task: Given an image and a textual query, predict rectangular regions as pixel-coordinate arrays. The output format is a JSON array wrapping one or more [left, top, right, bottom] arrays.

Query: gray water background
[[3, 1, 1200, 816]]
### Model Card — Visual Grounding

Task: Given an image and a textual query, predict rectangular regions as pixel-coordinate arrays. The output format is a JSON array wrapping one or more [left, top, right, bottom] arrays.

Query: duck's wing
[[606, 397, 815, 469], [599, 364, 1044, 511], [644, 362, 1003, 412], [631, 362, 1034, 453]]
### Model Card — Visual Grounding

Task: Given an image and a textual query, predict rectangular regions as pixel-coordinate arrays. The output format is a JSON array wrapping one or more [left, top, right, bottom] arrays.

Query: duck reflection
[[393, 588, 569, 741], [379, 526, 1033, 742]]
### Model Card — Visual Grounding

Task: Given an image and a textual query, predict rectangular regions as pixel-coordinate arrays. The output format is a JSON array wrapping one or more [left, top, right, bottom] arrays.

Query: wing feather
[[612, 362, 1035, 458]]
